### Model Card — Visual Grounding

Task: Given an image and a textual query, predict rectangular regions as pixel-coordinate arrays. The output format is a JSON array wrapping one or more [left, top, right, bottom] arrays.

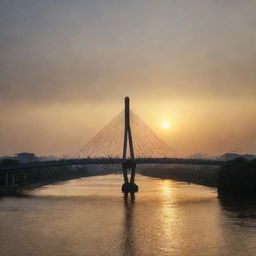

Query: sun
[[162, 122, 171, 129]]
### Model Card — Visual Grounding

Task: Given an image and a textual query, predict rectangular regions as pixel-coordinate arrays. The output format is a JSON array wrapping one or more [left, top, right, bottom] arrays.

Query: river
[[0, 174, 256, 256]]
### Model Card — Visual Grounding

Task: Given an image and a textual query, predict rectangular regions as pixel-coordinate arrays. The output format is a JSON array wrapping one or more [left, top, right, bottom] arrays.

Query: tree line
[[0, 158, 89, 186]]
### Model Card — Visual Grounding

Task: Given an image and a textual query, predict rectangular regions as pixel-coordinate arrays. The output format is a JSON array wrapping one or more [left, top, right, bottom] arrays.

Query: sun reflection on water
[[160, 180, 174, 198], [156, 180, 182, 254]]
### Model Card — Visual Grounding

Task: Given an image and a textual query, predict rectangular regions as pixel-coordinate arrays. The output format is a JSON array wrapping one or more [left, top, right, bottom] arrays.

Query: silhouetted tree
[[0, 158, 20, 167], [140, 165, 219, 187], [218, 158, 256, 198]]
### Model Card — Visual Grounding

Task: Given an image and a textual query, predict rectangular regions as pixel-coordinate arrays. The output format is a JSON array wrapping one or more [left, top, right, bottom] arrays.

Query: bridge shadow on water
[[122, 193, 138, 256]]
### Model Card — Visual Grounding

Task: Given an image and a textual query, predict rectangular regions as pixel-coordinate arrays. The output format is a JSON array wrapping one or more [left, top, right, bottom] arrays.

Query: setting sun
[[162, 122, 171, 129]]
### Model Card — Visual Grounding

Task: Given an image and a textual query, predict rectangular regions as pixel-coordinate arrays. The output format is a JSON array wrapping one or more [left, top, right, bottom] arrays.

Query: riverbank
[[139, 164, 219, 188], [0, 174, 89, 196], [0, 165, 119, 196], [218, 158, 256, 199]]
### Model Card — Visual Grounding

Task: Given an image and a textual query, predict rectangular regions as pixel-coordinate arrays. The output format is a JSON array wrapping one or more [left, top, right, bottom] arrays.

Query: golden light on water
[[161, 180, 174, 198]]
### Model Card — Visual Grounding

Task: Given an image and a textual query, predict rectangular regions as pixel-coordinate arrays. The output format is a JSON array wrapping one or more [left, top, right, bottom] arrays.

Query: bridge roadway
[[1, 158, 226, 171]]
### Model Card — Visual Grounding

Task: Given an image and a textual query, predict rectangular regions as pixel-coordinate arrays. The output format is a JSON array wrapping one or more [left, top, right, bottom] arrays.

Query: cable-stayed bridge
[[76, 110, 178, 159], [1, 97, 225, 194]]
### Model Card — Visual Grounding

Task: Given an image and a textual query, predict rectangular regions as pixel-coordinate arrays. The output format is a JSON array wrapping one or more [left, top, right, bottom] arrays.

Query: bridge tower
[[121, 97, 138, 194]]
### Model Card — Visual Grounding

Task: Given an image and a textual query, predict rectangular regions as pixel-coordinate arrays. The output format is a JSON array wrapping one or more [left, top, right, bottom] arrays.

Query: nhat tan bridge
[[0, 97, 225, 195]]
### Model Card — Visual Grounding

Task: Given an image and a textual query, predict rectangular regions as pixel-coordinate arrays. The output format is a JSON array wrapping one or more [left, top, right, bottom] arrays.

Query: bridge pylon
[[121, 97, 138, 195]]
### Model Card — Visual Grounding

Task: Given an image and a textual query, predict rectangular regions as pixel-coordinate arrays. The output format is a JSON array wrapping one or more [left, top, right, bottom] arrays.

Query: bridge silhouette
[[1, 97, 225, 194]]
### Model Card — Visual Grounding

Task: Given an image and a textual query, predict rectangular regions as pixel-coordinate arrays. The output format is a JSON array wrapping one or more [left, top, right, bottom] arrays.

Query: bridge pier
[[122, 182, 138, 194], [121, 97, 138, 196], [11, 173, 15, 185], [122, 167, 129, 184], [130, 164, 136, 184], [4, 172, 16, 186], [5, 172, 8, 185], [122, 162, 138, 194]]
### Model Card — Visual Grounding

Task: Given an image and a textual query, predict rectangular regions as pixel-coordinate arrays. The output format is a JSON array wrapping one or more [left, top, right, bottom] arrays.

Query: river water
[[0, 174, 256, 256]]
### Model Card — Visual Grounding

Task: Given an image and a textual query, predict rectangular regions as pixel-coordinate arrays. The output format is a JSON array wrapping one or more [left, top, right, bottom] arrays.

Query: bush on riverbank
[[217, 158, 256, 198], [19, 165, 90, 185], [0, 158, 20, 167], [0, 158, 89, 186], [140, 165, 218, 187]]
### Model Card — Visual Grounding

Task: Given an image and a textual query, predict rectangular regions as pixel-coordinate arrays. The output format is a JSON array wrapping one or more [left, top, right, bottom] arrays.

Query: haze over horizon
[[1, 0, 256, 157]]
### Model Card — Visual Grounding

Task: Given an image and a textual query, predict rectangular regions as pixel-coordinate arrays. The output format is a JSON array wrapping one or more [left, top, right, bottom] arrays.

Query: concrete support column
[[130, 164, 136, 184], [12, 173, 15, 185], [23, 173, 27, 185], [5, 172, 8, 185], [122, 168, 129, 184]]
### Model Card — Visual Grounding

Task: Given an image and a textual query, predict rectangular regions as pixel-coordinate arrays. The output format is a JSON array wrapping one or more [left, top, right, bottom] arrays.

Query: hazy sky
[[0, 0, 256, 157]]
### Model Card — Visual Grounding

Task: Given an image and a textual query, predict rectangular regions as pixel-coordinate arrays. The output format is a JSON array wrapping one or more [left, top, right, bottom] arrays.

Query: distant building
[[15, 152, 37, 163]]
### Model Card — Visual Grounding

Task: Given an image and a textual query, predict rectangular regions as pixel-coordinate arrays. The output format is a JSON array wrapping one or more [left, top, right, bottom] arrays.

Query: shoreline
[[0, 171, 116, 196], [140, 172, 217, 188]]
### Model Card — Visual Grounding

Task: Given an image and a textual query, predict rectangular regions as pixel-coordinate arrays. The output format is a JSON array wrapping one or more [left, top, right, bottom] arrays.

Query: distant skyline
[[0, 0, 256, 156]]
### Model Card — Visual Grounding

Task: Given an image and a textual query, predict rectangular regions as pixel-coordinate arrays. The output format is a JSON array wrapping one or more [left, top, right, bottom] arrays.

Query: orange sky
[[0, 1, 255, 157]]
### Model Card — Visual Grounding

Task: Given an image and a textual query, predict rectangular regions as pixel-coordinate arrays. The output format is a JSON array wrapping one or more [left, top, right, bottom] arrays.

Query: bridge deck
[[0, 158, 225, 171]]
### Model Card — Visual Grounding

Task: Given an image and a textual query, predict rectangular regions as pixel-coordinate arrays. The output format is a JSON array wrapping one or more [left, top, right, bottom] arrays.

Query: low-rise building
[[15, 152, 37, 163]]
